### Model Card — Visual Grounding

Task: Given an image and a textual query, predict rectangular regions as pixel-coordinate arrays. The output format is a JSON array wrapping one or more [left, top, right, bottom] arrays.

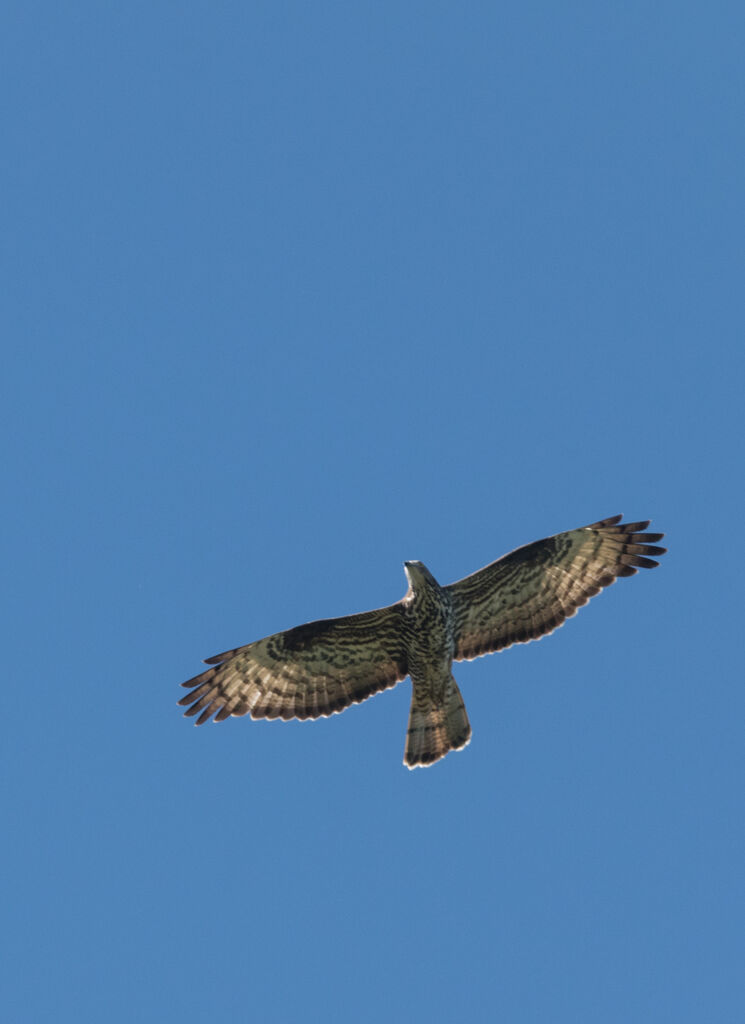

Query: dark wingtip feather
[[620, 519, 651, 532], [592, 514, 624, 528], [616, 565, 637, 577], [621, 553, 660, 569]]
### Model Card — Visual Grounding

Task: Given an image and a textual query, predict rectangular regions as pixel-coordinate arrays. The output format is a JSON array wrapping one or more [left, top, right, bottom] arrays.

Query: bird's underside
[[179, 515, 666, 768]]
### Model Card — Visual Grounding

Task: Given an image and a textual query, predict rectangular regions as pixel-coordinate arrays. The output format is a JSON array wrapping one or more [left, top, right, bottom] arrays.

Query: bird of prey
[[179, 515, 666, 768]]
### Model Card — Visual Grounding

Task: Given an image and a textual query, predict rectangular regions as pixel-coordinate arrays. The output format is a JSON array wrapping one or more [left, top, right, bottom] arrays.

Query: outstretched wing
[[446, 515, 666, 661], [179, 603, 408, 725]]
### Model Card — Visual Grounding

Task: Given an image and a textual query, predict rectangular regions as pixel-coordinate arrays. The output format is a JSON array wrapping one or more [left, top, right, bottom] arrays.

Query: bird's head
[[403, 560, 438, 597]]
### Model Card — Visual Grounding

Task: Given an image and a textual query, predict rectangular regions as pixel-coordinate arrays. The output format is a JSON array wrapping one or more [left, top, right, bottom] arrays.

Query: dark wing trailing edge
[[179, 603, 408, 725], [446, 515, 667, 662]]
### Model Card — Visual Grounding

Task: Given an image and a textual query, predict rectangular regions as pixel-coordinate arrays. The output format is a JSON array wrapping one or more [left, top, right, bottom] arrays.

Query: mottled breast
[[403, 574, 455, 680]]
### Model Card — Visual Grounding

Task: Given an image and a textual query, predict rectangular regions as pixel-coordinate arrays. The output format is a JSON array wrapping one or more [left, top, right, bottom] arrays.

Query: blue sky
[[3, 2, 744, 1021]]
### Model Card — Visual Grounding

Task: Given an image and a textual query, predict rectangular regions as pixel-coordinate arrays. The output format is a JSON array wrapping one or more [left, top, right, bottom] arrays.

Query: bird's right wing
[[179, 603, 408, 725], [446, 515, 666, 662]]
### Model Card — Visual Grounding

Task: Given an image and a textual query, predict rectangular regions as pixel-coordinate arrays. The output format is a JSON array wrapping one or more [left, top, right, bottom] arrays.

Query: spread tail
[[404, 676, 472, 769]]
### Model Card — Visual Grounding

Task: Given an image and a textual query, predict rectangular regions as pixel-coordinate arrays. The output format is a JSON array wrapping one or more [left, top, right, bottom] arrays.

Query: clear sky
[[3, 2, 744, 1022]]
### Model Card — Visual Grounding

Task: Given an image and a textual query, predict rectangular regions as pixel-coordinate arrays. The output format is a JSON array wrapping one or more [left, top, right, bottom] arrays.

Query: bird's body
[[179, 515, 666, 768], [400, 562, 471, 766]]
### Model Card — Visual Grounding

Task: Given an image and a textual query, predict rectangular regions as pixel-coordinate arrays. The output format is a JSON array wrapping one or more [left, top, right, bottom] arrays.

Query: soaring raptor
[[179, 515, 666, 768]]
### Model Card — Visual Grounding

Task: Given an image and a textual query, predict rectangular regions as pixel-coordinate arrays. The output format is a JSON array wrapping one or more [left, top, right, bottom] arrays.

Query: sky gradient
[[3, 3, 744, 1021]]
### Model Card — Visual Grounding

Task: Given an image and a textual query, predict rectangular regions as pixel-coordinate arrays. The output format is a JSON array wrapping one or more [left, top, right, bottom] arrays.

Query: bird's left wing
[[179, 603, 408, 725], [445, 515, 666, 662]]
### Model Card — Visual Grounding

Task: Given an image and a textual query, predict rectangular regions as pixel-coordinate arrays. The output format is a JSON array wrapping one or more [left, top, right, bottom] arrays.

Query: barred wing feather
[[446, 515, 666, 662], [179, 604, 408, 725]]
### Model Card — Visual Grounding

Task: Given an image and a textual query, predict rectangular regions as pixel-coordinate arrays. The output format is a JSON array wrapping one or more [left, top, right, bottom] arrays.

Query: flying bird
[[179, 515, 666, 768]]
